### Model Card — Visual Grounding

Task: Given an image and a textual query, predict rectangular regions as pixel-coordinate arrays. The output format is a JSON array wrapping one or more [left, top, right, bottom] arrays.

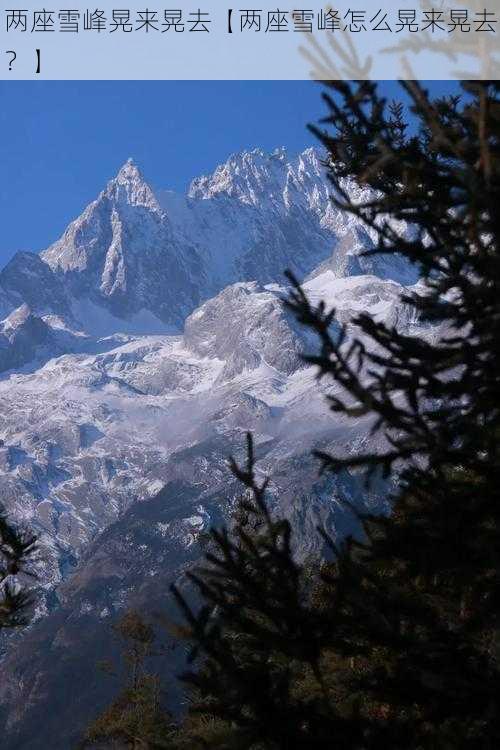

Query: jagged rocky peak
[[0, 145, 418, 338], [38, 159, 207, 329], [0, 141, 432, 749], [117, 156, 141, 179], [103, 157, 162, 213], [41, 158, 164, 274], [187, 145, 326, 208]]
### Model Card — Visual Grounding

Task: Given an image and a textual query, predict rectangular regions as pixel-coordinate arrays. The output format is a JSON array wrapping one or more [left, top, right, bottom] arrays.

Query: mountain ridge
[[1, 145, 418, 341], [0, 147, 423, 749]]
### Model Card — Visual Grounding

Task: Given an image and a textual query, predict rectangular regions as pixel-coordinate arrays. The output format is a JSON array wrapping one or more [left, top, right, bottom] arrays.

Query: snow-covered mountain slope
[[161, 146, 418, 289], [0, 271, 421, 749], [0, 272, 420, 601], [0, 147, 417, 344], [0, 147, 423, 749], [40, 159, 205, 331]]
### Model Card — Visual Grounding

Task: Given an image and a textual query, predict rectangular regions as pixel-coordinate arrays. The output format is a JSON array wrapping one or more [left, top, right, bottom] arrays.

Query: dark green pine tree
[[0, 509, 37, 630], [82, 610, 176, 749], [172, 81, 500, 749]]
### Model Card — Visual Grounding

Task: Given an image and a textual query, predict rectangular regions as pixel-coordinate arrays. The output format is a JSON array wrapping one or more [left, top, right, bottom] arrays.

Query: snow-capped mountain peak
[[2, 145, 417, 341], [0, 146, 425, 746], [104, 157, 162, 213], [187, 145, 325, 210], [117, 155, 140, 177], [41, 159, 164, 274]]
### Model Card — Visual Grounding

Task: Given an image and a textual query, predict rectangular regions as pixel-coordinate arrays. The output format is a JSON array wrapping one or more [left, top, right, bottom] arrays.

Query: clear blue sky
[[0, 81, 457, 267]]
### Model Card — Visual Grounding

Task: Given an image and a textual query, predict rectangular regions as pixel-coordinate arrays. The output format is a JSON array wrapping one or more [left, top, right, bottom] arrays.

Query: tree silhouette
[[0, 509, 36, 630], [172, 81, 500, 749], [82, 610, 175, 749]]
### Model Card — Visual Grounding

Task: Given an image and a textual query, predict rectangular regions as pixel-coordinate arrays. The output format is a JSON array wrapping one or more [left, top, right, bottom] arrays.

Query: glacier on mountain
[[0, 144, 424, 608], [0, 147, 425, 750]]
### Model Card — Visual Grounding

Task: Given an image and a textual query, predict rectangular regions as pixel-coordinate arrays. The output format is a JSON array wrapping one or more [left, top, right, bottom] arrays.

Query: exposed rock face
[[0, 148, 423, 749], [184, 281, 309, 378], [0, 305, 54, 373], [0, 252, 71, 318], [40, 159, 205, 330], [1, 147, 417, 342]]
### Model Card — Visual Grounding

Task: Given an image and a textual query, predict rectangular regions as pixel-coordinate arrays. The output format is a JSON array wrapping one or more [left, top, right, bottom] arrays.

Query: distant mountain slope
[[0, 147, 417, 342], [0, 148, 422, 749]]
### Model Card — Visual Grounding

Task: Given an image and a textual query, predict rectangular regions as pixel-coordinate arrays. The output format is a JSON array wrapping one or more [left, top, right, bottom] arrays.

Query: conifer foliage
[[82, 610, 175, 749], [0, 510, 36, 630], [173, 81, 500, 749]]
